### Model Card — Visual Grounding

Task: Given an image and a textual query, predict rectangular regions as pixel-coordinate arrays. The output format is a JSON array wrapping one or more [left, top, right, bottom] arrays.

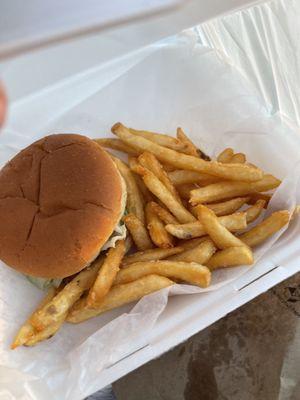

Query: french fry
[[204, 197, 250, 216], [114, 124, 187, 152], [176, 127, 210, 160], [168, 239, 216, 264], [248, 192, 271, 207], [87, 240, 126, 307], [168, 170, 220, 186], [178, 237, 210, 250], [245, 199, 266, 223], [149, 201, 179, 224], [138, 152, 182, 203], [166, 212, 247, 239], [24, 314, 66, 346], [240, 210, 290, 247], [145, 202, 173, 248], [112, 123, 263, 182], [207, 246, 254, 270], [94, 138, 138, 156], [197, 205, 246, 249], [161, 163, 177, 172], [29, 257, 103, 331], [190, 174, 281, 204], [176, 183, 198, 200], [112, 157, 145, 223], [114, 261, 211, 288], [122, 247, 184, 266], [138, 167, 195, 223], [11, 287, 57, 349], [129, 157, 153, 202], [230, 153, 246, 164], [123, 213, 153, 251], [67, 275, 174, 323], [217, 148, 234, 163]]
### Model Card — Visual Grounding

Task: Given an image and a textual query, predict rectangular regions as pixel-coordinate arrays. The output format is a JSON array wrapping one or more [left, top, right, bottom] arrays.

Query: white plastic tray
[[1, 31, 300, 400]]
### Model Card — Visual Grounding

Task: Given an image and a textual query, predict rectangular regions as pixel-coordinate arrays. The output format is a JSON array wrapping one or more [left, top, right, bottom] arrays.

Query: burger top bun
[[0, 134, 125, 278]]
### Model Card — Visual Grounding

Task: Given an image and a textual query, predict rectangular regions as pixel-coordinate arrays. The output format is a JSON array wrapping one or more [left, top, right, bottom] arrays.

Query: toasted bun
[[0, 134, 125, 278]]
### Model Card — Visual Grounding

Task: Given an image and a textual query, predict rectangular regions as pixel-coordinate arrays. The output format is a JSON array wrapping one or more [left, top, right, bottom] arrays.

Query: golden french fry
[[122, 247, 184, 266], [240, 210, 290, 247], [112, 123, 263, 182], [149, 201, 179, 224], [161, 163, 177, 172], [217, 148, 234, 163], [24, 314, 66, 346], [67, 275, 174, 323], [168, 170, 220, 186], [129, 157, 154, 202], [176, 183, 199, 200], [168, 239, 216, 264], [87, 240, 126, 307], [112, 123, 187, 152], [138, 167, 195, 223], [245, 199, 266, 223], [114, 260, 211, 287], [138, 152, 182, 204], [94, 138, 138, 156], [176, 127, 210, 160], [11, 287, 57, 349], [165, 212, 247, 239], [190, 174, 281, 204], [112, 157, 145, 223], [248, 192, 271, 207], [123, 213, 153, 251], [145, 202, 173, 248], [230, 153, 246, 164], [204, 197, 250, 216], [29, 258, 103, 331], [178, 237, 210, 250], [197, 205, 246, 249], [207, 246, 254, 270]]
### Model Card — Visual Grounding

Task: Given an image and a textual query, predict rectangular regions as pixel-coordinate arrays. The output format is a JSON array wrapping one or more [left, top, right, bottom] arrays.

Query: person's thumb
[[0, 84, 7, 127]]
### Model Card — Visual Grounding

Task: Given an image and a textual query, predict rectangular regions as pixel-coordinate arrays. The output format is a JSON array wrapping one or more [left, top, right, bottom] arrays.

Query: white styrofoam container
[[1, 1, 300, 399]]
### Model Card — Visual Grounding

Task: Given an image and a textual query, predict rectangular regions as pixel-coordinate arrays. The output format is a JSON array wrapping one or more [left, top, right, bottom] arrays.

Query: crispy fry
[[29, 258, 103, 331], [230, 153, 246, 164], [204, 197, 250, 216], [168, 170, 220, 186], [112, 157, 145, 223], [112, 123, 187, 152], [24, 314, 66, 346], [11, 287, 57, 349], [138, 167, 195, 223], [166, 212, 247, 239], [162, 163, 177, 172], [87, 240, 126, 307], [149, 201, 179, 224], [248, 192, 271, 207], [138, 152, 182, 203], [114, 261, 211, 287], [168, 239, 216, 264], [190, 174, 281, 204], [245, 200, 266, 223], [112, 123, 263, 182], [197, 205, 246, 249], [176, 127, 210, 160], [145, 202, 173, 248], [240, 210, 290, 247], [122, 247, 184, 266], [207, 246, 254, 270], [178, 237, 210, 250], [94, 138, 138, 156], [123, 214, 153, 251], [217, 148, 234, 163], [67, 275, 174, 323], [176, 183, 198, 200], [129, 157, 153, 202]]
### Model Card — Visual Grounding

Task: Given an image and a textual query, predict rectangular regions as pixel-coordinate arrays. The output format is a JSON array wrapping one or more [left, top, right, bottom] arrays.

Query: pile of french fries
[[12, 123, 291, 348]]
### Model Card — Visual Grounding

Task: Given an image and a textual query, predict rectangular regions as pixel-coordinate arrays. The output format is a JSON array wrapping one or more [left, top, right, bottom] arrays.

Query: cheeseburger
[[0, 133, 126, 288]]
